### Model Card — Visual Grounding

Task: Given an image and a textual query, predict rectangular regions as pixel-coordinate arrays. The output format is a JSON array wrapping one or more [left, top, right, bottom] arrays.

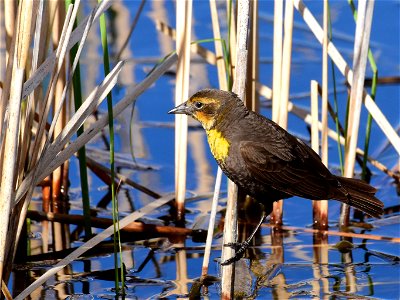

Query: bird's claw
[[221, 241, 250, 265]]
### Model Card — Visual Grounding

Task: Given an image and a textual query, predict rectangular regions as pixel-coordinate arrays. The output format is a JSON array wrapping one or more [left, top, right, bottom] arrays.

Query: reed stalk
[[310, 80, 321, 224], [341, 0, 375, 228], [66, 0, 92, 239], [246, 0, 259, 111], [348, 0, 379, 183], [221, 1, 250, 298], [15, 194, 176, 300], [0, 0, 16, 136], [272, 0, 283, 123], [0, 0, 34, 284], [271, 0, 294, 227], [201, 0, 229, 280], [174, 0, 192, 222], [50, 0, 68, 252], [98, 2, 124, 293], [318, 0, 329, 230], [293, 0, 400, 155]]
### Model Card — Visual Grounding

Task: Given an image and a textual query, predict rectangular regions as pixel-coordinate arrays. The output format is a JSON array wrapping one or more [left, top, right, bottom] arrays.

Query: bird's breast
[[206, 129, 230, 162]]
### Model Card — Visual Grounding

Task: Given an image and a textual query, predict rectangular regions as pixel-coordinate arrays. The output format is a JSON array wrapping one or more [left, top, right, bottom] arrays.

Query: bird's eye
[[194, 102, 203, 109]]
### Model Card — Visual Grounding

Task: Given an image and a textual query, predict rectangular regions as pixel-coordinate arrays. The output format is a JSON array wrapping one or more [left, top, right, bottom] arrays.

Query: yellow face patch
[[206, 129, 230, 162]]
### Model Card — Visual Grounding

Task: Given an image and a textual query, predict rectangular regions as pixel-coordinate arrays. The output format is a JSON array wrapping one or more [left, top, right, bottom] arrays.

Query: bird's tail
[[334, 176, 384, 218]]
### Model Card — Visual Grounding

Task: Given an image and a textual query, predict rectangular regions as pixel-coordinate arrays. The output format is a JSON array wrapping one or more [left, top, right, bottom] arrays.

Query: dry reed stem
[[85, 156, 162, 199], [50, 0, 68, 251], [155, 20, 218, 66], [27, 210, 192, 236], [319, 0, 329, 229], [174, 0, 192, 221], [221, 1, 250, 298], [341, 1, 375, 227], [278, 0, 293, 129], [18, 0, 44, 187], [0, 0, 34, 284], [1, 279, 12, 300], [311, 80, 321, 225], [294, 0, 400, 155], [272, 0, 294, 227], [16, 54, 177, 204], [28, 4, 75, 172], [15, 194, 176, 300], [210, 0, 228, 90], [247, 0, 259, 111], [10, 2, 83, 279], [20, 0, 113, 101], [201, 0, 229, 279], [0, 0, 16, 135], [272, 0, 283, 123], [226, 0, 237, 77]]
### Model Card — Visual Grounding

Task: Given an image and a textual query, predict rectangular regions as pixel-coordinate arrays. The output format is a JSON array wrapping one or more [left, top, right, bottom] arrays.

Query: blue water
[[11, 0, 400, 299]]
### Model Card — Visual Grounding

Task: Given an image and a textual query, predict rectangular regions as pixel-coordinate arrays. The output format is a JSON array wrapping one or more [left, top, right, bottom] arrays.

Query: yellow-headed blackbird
[[169, 89, 383, 235]]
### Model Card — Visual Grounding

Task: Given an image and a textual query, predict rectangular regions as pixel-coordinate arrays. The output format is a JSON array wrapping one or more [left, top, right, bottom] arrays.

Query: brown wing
[[239, 139, 335, 199]]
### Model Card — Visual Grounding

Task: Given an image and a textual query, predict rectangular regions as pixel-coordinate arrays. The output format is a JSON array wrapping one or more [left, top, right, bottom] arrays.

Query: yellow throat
[[206, 129, 230, 162]]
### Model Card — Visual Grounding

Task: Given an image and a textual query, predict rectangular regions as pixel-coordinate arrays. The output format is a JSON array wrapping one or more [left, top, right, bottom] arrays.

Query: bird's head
[[168, 89, 241, 130]]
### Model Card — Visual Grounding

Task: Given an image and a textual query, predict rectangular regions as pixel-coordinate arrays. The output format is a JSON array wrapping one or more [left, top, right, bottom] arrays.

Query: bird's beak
[[168, 101, 191, 115]]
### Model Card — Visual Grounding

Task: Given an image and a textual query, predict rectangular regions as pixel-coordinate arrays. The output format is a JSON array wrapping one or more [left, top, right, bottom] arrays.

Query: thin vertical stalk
[[66, 0, 92, 239], [348, 0, 379, 183], [278, 0, 294, 129], [246, 0, 259, 111], [310, 80, 321, 225], [201, 0, 229, 279], [0, 0, 34, 284], [272, 0, 294, 226], [327, 6, 344, 174], [210, 0, 228, 91], [293, 0, 399, 154], [272, 0, 283, 123], [341, 0, 375, 227], [221, 1, 250, 298], [319, 0, 329, 229], [174, 0, 192, 221], [50, 0, 67, 252], [0, 0, 16, 135], [226, 0, 237, 82], [98, 1, 124, 293]]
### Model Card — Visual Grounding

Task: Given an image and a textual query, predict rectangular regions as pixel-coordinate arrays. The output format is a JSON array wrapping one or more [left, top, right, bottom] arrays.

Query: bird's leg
[[221, 211, 267, 266]]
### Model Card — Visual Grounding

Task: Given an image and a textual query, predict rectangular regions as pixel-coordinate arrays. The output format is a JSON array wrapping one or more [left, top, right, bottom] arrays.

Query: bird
[[169, 89, 384, 263]]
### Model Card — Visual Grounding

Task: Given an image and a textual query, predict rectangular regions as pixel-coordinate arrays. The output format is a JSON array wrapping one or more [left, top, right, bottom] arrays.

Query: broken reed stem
[[174, 0, 192, 222], [26, 210, 192, 236], [341, 0, 374, 228], [310, 80, 321, 226], [15, 194, 176, 300], [293, 0, 400, 155]]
